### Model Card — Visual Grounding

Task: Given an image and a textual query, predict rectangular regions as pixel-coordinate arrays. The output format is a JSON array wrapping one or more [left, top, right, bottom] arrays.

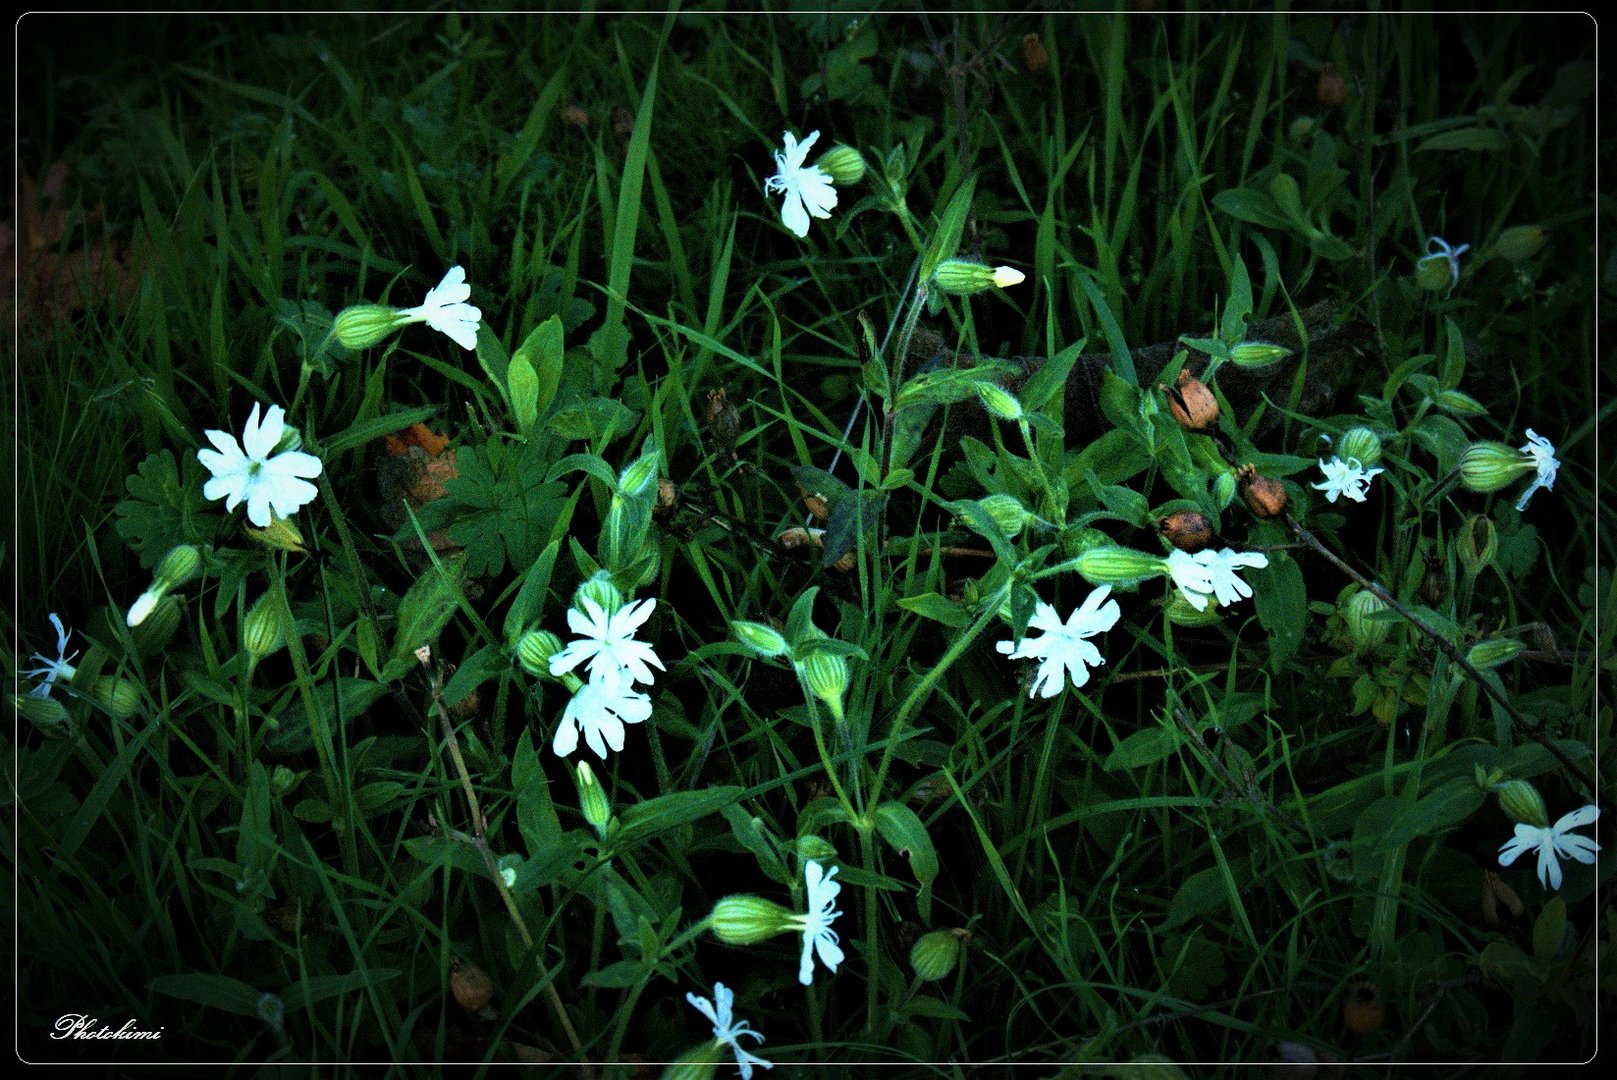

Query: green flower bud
[[1211, 470, 1238, 510], [16, 692, 72, 734], [977, 493, 1031, 539], [1337, 427, 1383, 467], [575, 572, 625, 618], [796, 647, 850, 721], [932, 260, 1025, 296], [333, 303, 410, 350], [270, 765, 300, 798], [1342, 589, 1392, 653], [1467, 637, 1522, 670], [709, 895, 795, 944], [617, 451, 661, 500], [516, 628, 566, 679], [1458, 514, 1497, 577], [130, 595, 183, 655], [796, 834, 839, 863], [1164, 589, 1224, 627], [154, 544, 203, 591], [1474, 764, 1506, 791], [1434, 389, 1487, 417], [1493, 779, 1549, 828], [1414, 252, 1457, 292], [1492, 225, 1547, 263], [273, 425, 304, 455], [91, 676, 143, 720], [245, 515, 308, 554], [732, 620, 790, 658], [574, 761, 613, 836], [1287, 116, 1319, 145], [243, 592, 288, 662], [976, 384, 1024, 422], [1459, 442, 1534, 495], [814, 144, 867, 186], [1074, 546, 1165, 588], [663, 1040, 725, 1080], [495, 854, 522, 889], [1228, 341, 1293, 369], [910, 928, 965, 982]]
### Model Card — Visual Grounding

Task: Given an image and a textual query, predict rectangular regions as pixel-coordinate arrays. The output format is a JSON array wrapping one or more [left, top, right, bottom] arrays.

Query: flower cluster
[[548, 591, 664, 759]]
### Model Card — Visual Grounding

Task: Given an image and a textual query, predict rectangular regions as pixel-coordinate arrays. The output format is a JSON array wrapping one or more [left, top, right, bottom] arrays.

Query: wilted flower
[[197, 403, 323, 528], [996, 588, 1121, 698], [23, 613, 77, 698], [685, 983, 773, 1079], [764, 130, 837, 239], [398, 266, 482, 350], [1514, 429, 1560, 511], [1311, 456, 1385, 504], [794, 860, 844, 986], [1498, 804, 1600, 890], [1416, 235, 1469, 298]]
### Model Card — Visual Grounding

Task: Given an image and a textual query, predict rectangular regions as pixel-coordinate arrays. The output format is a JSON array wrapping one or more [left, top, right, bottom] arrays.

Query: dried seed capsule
[[1342, 981, 1385, 1035], [1158, 510, 1214, 553], [1238, 466, 1288, 519], [450, 958, 495, 1012], [1162, 369, 1219, 432]]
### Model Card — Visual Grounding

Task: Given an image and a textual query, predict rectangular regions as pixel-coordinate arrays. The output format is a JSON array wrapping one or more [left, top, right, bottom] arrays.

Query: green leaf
[[919, 173, 977, 285], [508, 355, 540, 435], [897, 591, 969, 628], [873, 801, 939, 920], [511, 314, 565, 422], [1161, 865, 1226, 931], [580, 959, 650, 990], [615, 786, 743, 848], [391, 552, 469, 667], [1249, 550, 1304, 667], [1416, 127, 1511, 153], [1532, 897, 1569, 965], [284, 970, 399, 1010], [547, 396, 639, 442], [114, 450, 221, 566], [437, 443, 568, 578], [1104, 724, 1181, 772], [148, 973, 265, 1017], [1212, 185, 1289, 230], [1020, 339, 1085, 415]]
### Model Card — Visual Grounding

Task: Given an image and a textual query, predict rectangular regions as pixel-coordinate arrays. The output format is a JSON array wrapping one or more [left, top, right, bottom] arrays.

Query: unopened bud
[[1467, 638, 1522, 670], [617, 451, 661, 500], [1434, 389, 1487, 417], [1493, 779, 1549, 828], [796, 834, 839, 863], [977, 493, 1032, 539], [575, 573, 625, 618], [333, 304, 410, 350], [130, 595, 183, 655], [16, 692, 72, 733], [245, 515, 307, 554], [1228, 341, 1292, 368], [1459, 442, 1534, 495], [1211, 470, 1237, 510], [91, 676, 142, 719], [709, 895, 795, 944], [1157, 510, 1214, 553], [814, 144, 867, 186], [732, 620, 790, 658], [666, 1040, 726, 1079], [270, 765, 300, 797], [910, 928, 966, 982], [1337, 427, 1383, 467], [154, 544, 203, 591], [516, 628, 565, 678], [574, 761, 613, 836], [1342, 589, 1392, 653], [796, 647, 850, 721], [244, 591, 288, 661], [1457, 515, 1497, 576], [1162, 369, 1219, 433], [1074, 546, 1164, 588], [1238, 466, 1289, 519], [977, 384, 1024, 422], [932, 260, 1024, 296], [1492, 225, 1547, 263]]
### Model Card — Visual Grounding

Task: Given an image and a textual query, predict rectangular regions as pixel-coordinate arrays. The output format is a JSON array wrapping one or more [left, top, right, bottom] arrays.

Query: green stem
[[859, 826, 881, 1037]]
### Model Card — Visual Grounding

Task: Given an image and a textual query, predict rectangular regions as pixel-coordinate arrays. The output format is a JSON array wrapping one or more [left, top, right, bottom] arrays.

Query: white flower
[[1311, 456, 1385, 504], [1498, 804, 1600, 890], [23, 613, 78, 698], [1165, 548, 1217, 611], [996, 587, 1121, 699], [127, 591, 160, 628], [685, 982, 773, 1080], [552, 668, 653, 759], [1192, 548, 1269, 608], [197, 403, 323, 528], [548, 596, 664, 687], [764, 130, 837, 239], [1514, 429, 1560, 512], [795, 859, 844, 986], [1424, 235, 1469, 298], [399, 265, 482, 351]]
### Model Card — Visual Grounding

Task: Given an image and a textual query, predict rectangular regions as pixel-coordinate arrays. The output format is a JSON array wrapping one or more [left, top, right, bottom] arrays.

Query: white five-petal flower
[[1193, 548, 1269, 608], [685, 982, 773, 1080], [1165, 549, 1216, 610], [197, 403, 324, 528], [764, 130, 837, 239], [795, 859, 844, 986], [1514, 429, 1560, 512], [1311, 456, 1385, 504], [23, 613, 78, 698], [552, 668, 653, 759], [548, 596, 665, 686], [1498, 804, 1600, 890], [399, 265, 483, 351], [996, 587, 1122, 699]]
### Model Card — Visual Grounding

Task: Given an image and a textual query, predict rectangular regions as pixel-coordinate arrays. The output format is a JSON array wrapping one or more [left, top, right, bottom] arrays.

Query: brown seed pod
[[560, 103, 590, 129], [1342, 980, 1385, 1035], [1158, 510, 1215, 553], [1162, 368, 1220, 433], [655, 478, 679, 514], [450, 957, 495, 1012], [1481, 870, 1524, 925], [1238, 465, 1289, 519], [1317, 63, 1348, 107], [1021, 32, 1049, 73]]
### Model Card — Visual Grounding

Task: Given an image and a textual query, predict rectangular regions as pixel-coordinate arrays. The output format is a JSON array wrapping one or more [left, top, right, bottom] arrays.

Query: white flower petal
[[197, 403, 323, 527]]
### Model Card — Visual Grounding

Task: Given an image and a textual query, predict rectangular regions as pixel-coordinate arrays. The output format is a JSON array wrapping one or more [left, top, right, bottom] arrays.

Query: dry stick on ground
[[418, 650, 587, 1063]]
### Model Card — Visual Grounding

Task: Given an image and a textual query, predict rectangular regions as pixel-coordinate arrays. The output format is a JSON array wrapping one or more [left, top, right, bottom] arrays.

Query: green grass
[[11, 10, 1605, 1076]]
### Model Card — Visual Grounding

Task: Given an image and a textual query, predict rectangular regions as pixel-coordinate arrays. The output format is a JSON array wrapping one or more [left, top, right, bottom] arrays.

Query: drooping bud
[[1493, 779, 1550, 828], [91, 675, 143, 720], [796, 646, 850, 722], [932, 260, 1024, 296], [516, 628, 566, 679], [1458, 441, 1534, 494], [574, 761, 613, 837], [795, 834, 839, 863], [1157, 510, 1214, 553], [575, 572, 625, 618], [1211, 470, 1238, 510], [1337, 427, 1383, 468], [977, 493, 1032, 539], [1074, 546, 1165, 588], [1481, 870, 1525, 925], [1228, 341, 1293, 369], [1467, 638, 1523, 670], [1162, 369, 1219, 433], [129, 544, 203, 627], [333, 304, 411, 350], [243, 591, 289, 664], [1457, 514, 1497, 577], [709, 895, 795, 944], [1287, 116, 1319, 145], [1341, 589, 1392, 653], [1237, 465, 1289, 519], [1434, 389, 1487, 417], [665, 1040, 726, 1080], [245, 515, 308, 554], [1492, 225, 1547, 263], [732, 620, 791, 658], [16, 692, 72, 734], [1164, 589, 1224, 627], [270, 765, 300, 798], [814, 144, 867, 186], [910, 928, 966, 982]]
